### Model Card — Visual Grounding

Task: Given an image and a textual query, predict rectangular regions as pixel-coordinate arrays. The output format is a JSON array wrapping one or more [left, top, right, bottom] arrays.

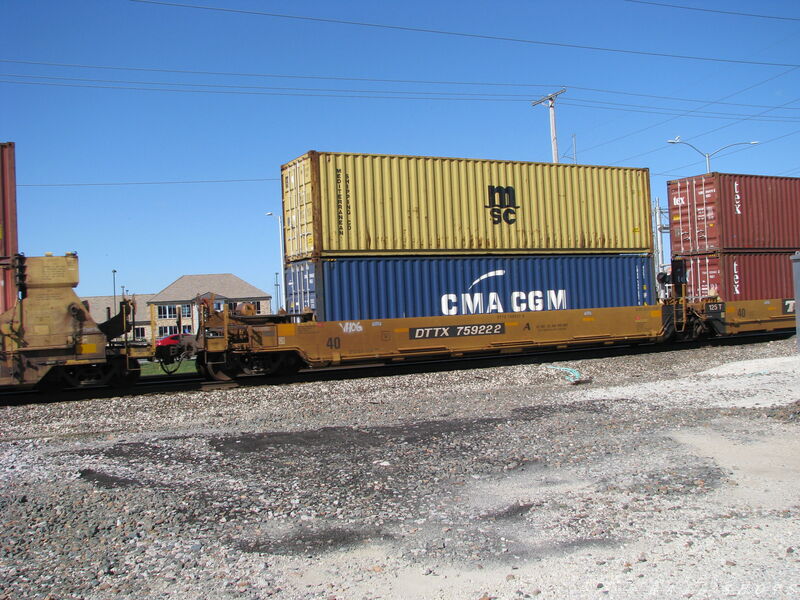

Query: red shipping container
[[668, 173, 800, 254], [677, 252, 795, 301], [0, 142, 18, 314]]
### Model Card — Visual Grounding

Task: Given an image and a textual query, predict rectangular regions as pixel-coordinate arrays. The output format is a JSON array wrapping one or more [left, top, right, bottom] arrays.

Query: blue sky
[[3, 0, 799, 300]]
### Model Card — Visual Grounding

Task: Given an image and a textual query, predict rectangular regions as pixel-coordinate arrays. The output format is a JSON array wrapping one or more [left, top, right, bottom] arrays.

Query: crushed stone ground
[[1, 336, 799, 599]]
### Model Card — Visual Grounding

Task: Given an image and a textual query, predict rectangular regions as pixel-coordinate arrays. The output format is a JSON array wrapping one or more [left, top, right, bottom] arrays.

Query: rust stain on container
[[282, 151, 652, 260]]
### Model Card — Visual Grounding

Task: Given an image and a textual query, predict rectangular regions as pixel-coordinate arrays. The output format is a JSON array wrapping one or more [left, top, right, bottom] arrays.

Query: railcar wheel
[[274, 353, 303, 377], [109, 358, 141, 388], [205, 353, 238, 381], [36, 367, 65, 392], [195, 353, 210, 379]]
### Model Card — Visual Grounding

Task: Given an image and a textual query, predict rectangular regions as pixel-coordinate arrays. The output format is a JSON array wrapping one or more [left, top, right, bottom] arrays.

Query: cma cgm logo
[[485, 185, 518, 225], [440, 270, 567, 315]]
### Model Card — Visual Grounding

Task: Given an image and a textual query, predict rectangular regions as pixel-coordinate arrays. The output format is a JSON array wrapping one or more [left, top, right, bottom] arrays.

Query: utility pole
[[265, 211, 285, 311], [571, 133, 577, 164], [274, 272, 280, 313], [531, 89, 566, 163]]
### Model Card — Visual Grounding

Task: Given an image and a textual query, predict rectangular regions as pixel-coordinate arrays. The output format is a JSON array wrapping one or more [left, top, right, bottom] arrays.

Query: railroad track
[[0, 330, 792, 407]]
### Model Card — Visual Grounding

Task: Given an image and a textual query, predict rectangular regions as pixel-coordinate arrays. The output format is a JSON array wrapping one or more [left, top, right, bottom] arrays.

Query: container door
[[285, 260, 318, 316], [282, 154, 317, 261], [668, 175, 720, 255]]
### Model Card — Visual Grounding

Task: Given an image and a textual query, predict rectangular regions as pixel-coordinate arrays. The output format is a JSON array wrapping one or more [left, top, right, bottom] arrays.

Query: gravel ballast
[[2, 337, 799, 599]]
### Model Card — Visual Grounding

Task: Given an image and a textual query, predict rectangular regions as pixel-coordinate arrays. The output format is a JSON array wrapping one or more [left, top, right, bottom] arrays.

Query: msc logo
[[485, 185, 518, 225]]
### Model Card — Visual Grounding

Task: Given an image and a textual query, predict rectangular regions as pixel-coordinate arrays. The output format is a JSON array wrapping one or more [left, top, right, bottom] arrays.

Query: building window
[[158, 325, 179, 337], [181, 325, 192, 334], [253, 301, 262, 314], [134, 326, 146, 340], [181, 304, 191, 318], [157, 305, 178, 319], [213, 301, 223, 312], [228, 301, 237, 310]]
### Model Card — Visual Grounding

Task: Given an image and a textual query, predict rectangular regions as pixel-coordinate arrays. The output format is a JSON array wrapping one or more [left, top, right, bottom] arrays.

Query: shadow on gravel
[[510, 400, 613, 419], [79, 468, 140, 489], [238, 527, 390, 555], [215, 427, 387, 451], [210, 400, 613, 455], [104, 442, 168, 460]]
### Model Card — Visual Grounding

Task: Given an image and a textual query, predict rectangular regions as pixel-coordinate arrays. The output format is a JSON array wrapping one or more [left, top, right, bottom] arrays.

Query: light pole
[[667, 136, 759, 173], [265, 211, 285, 311], [112, 269, 117, 309]]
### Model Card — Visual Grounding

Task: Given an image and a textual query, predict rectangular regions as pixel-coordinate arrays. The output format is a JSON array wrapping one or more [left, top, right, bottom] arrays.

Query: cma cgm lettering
[[441, 289, 567, 315], [285, 255, 653, 322]]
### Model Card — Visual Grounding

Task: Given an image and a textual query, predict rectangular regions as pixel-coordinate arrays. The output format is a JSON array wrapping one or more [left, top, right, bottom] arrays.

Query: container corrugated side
[[282, 152, 653, 260], [668, 173, 800, 254], [286, 255, 654, 321], [677, 252, 796, 301], [0, 142, 18, 314]]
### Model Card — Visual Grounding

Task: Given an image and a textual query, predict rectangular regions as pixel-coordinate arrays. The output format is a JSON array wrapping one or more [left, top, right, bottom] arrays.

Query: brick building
[[82, 273, 271, 342]]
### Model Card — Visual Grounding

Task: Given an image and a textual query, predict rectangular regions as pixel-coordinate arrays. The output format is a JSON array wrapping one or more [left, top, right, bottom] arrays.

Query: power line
[[669, 94, 800, 142], [0, 57, 555, 89], [19, 178, 277, 187], [625, 0, 800, 22], [583, 66, 798, 160], [3, 58, 799, 111], [776, 166, 800, 176], [129, 0, 800, 68], [615, 92, 800, 167], [0, 72, 552, 99], [560, 100, 800, 122], [652, 127, 800, 176], [0, 78, 532, 101], [4, 75, 800, 122], [5, 73, 800, 120]]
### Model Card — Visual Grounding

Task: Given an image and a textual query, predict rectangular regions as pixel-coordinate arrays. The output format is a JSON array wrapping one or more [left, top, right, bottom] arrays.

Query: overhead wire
[[19, 178, 278, 187], [624, 0, 800, 22], [3, 73, 800, 121], [6, 3, 797, 181], [129, 0, 800, 69], [652, 127, 800, 176], [3, 58, 799, 111], [0, 78, 534, 101], [647, 92, 800, 171], [596, 67, 799, 164]]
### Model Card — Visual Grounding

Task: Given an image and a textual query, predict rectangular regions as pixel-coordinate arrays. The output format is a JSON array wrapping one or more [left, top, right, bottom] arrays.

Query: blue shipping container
[[286, 255, 654, 322]]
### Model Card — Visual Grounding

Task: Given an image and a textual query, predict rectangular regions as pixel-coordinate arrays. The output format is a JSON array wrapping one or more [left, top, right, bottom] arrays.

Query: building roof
[[148, 274, 270, 304], [81, 294, 155, 325]]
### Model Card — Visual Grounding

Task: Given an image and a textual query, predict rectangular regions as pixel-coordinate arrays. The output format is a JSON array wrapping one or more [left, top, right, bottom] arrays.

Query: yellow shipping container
[[281, 151, 652, 261]]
